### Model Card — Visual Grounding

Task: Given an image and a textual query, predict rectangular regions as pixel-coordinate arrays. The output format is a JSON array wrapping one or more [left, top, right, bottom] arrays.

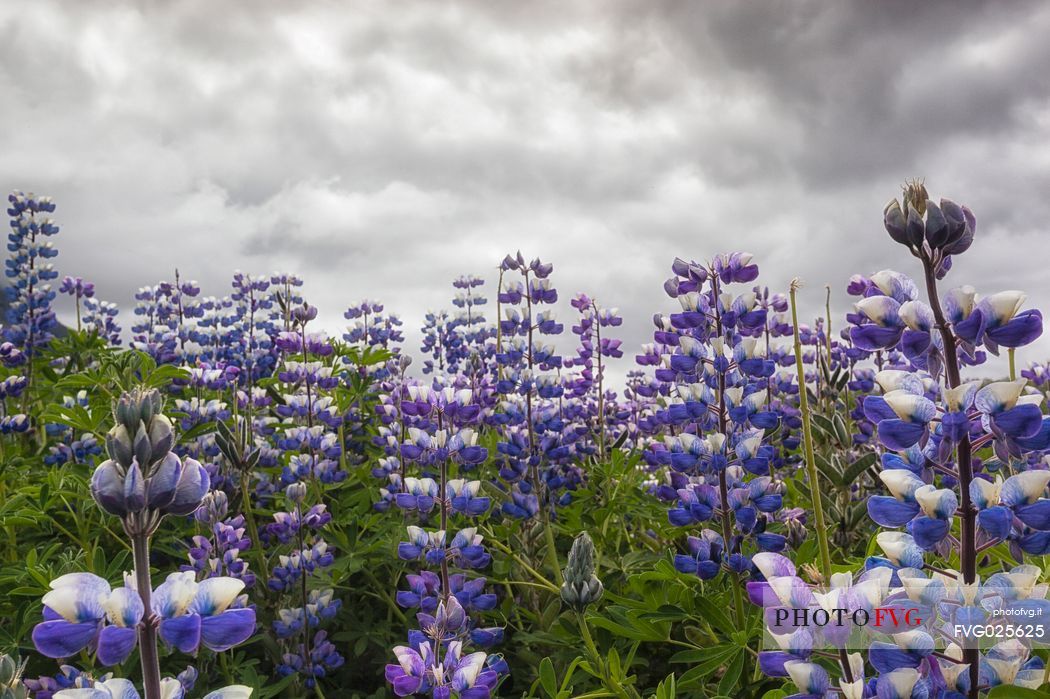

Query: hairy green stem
[[131, 533, 162, 699], [789, 281, 833, 578], [789, 280, 853, 685]]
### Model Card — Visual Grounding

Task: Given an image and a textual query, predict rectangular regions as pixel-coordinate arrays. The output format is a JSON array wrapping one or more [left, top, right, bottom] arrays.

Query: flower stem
[[920, 258, 978, 699], [131, 533, 162, 699], [789, 280, 852, 684], [789, 281, 833, 578], [576, 611, 631, 699], [708, 273, 745, 629], [439, 456, 451, 597]]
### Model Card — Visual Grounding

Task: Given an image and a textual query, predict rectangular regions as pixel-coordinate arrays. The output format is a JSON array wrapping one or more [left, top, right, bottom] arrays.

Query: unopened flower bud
[[146, 453, 183, 509], [123, 460, 147, 513], [0, 653, 16, 685], [148, 414, 175, 462], [90, 459, 127, 516], [195, 490, 229, 524], [286, 482, 308, 504], [0, 652, 27, 699], [114, 388, 164, 435], [292, 304, 317, 324], [163, 458, 210, 516], [105, 424, 134, 467], [561, 532, 604, 612], [133, 423, 153, 468]]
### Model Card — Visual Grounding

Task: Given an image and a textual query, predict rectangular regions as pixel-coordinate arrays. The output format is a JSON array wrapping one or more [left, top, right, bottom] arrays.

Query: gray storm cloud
[[2, 0, 1049, 382]]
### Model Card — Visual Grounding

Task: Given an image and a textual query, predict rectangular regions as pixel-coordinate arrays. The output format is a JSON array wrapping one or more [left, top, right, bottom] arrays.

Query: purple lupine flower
[[385, 639, 498, 698]]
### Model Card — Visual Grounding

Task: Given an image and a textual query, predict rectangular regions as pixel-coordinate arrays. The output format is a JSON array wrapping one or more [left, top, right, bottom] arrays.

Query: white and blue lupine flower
[[96, 587, 145, 665], [868, 470, 926, 528], [954, 290, 1043, 355], [32, 573, 145, 665], [926, 382, 980, 465], [863, 372, 936, 452], [933, 643, 971, 696], [395, 477, 438, 513], [972, 471, 1050, 541], [869, 270, 920, 304], [873, 667, 926, 699], [53, 678, 142, 699], [837, 653, 867, 699], [898, 300, 943, 373], [999, 470, 1050, 531], [865, 532, 925, 582], [783, 660, 830, 698], [153, 572, 256, 654], [987, 640, 1046, 690], [868, 466, 956, 550], [32, 573, 110, 658], [909, 485, 958, 549], [896, 568, 954, 608], [874, 370, 929, 396], [757, 628, 814, 678], [880, 446, 929, 478], [974, 380, 1047, 460], [745, 553, 815, 629], [868, 630, 935, 677], [944, 286, 976, 326], [446, 479, 491, 516], [983, 564, 1045, 603], [850, 296, 906, 351], [880, 390, 937, 451], [398, 526, 430, 561], [915, 486, 957, 520]]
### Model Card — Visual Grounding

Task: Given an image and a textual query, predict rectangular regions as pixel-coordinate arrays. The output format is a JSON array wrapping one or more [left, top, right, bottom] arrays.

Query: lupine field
[[1, 181, 1050, 699]]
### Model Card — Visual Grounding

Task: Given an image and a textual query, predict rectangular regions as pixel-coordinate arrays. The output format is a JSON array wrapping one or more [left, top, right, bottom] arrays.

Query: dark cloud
[[2, 0, 1049, 384]]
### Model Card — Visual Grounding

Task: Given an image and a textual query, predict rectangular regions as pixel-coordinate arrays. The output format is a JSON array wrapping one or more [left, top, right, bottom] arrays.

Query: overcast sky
[[3, 0, 1049, 383]]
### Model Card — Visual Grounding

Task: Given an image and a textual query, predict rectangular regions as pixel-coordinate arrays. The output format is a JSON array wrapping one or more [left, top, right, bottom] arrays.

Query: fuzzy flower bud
[[90, 390, 209, 524], [561, 532, 604, 612], [113, 387, 164, 436], [195, 490, 230, 525], [0, 653, 28, 699], [286, 481, 309, 504]]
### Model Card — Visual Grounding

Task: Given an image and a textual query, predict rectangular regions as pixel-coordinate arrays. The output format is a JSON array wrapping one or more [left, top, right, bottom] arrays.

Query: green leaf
[[693, 596, 734, 632], [638, 604, 689, 622], [716, 650, 744, 695], [832, 413, 850, 445], [841, 452, 878, 484], [654, 673, 677, 699], [538, 657, 557, 698], [812, 414, 835, 438], [607, 647, 621, 680], [669, 648, 707, 664], [255, 673, 295, 698], [183, 420, 218, 445], [676, 645, 738, 686]]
